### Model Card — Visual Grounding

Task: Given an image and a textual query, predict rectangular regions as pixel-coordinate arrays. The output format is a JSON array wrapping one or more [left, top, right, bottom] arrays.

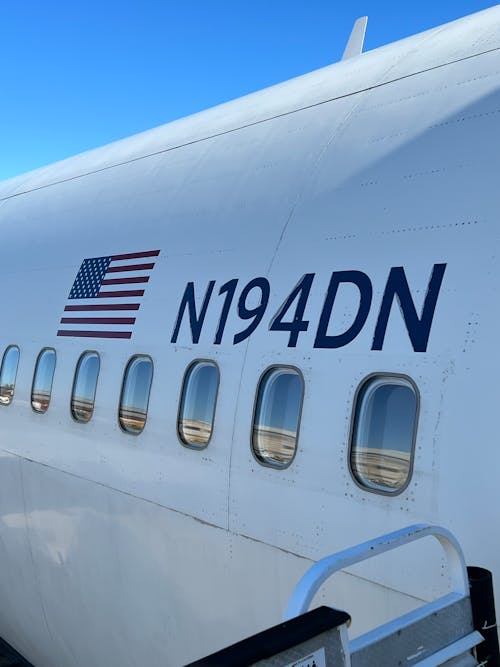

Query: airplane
[[0, 4, 499, 666]]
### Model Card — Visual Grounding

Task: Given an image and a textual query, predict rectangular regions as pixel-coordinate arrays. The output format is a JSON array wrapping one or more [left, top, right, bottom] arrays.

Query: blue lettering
[[372, 263, 447, 352], [314, 271, 372, 349], [171, 280, 215, 344]]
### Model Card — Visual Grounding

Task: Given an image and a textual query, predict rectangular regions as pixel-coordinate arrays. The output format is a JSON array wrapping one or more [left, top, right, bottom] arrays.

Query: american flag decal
[[57, 250, 160, 339]]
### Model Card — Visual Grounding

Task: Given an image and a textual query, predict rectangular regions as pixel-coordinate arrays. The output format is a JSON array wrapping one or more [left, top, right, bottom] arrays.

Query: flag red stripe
[[60, 317, 136, 325], [98, 290, 144, 298], [59, 250, 159, 338], [57, 330, 132, 339], [64, 304, 141, 311], [101, 276, 149, 286], [111, 250, 160, 260], [107, 263, 155, 273]]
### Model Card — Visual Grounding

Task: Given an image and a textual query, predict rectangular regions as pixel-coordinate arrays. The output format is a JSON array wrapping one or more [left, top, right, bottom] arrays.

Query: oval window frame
[[31, 347, 57, 414], [118, 354, 154, 435], [0, 345, 20, 407], [251, 365, 304, 470], [71, 351, 101, 423], [348, 373, 420, 496], [177, 359, 220, 450]]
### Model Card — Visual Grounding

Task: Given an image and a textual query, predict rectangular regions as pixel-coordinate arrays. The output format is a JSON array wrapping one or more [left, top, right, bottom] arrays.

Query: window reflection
[[0, 346, 20, 406], [119, 356, 153, 434], [350, 376, 418, 493], [71, 352, 100, 423], [32, 348, 56, 413], [178, 361, 219, 448], [252, 367, 303, 468]]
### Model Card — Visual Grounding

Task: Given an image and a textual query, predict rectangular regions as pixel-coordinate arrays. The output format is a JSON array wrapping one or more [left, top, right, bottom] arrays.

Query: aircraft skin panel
[[1, 4, 500, 200], [10, 456, 425, 667], [228, 37, 499, 601], [0, 453, 52, 661], [0, 5, 499, 666]]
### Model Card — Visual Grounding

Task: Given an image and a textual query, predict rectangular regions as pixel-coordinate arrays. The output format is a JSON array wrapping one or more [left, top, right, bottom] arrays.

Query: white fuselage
[[1, 6, 500, 665]]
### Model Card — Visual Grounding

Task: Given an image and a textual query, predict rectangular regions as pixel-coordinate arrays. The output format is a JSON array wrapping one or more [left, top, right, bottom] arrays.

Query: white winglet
[[342, 16, 368, 60]]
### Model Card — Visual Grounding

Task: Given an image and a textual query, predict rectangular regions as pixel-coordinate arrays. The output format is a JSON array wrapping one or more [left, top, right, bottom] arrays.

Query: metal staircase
[[189, 524, 500, 667]]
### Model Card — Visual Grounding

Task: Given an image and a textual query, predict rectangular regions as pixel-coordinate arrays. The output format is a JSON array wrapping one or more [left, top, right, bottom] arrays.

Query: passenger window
[[252, 367, 303, 468], [178, 361, 219, 448], [31, 348, 56, 413], [0, 346, 20, 406], [119, 356, 153, 434], [350, 376, 418, 494], [71, 352, 100, 423]]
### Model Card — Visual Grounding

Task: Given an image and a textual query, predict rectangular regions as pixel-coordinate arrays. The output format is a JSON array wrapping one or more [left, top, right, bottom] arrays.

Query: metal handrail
[[284, 523, 469, 621]]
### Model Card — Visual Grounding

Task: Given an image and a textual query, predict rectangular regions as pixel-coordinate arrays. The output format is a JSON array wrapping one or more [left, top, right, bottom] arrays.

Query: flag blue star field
[[57, 250, 160, 339]]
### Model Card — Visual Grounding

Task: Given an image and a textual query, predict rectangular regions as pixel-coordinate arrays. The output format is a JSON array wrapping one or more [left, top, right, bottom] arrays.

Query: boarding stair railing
[[188, 524, 500, 667]]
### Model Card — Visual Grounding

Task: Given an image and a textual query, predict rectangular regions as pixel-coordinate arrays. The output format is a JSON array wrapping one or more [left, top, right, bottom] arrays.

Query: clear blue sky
[[1, 0, 498, 181]]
